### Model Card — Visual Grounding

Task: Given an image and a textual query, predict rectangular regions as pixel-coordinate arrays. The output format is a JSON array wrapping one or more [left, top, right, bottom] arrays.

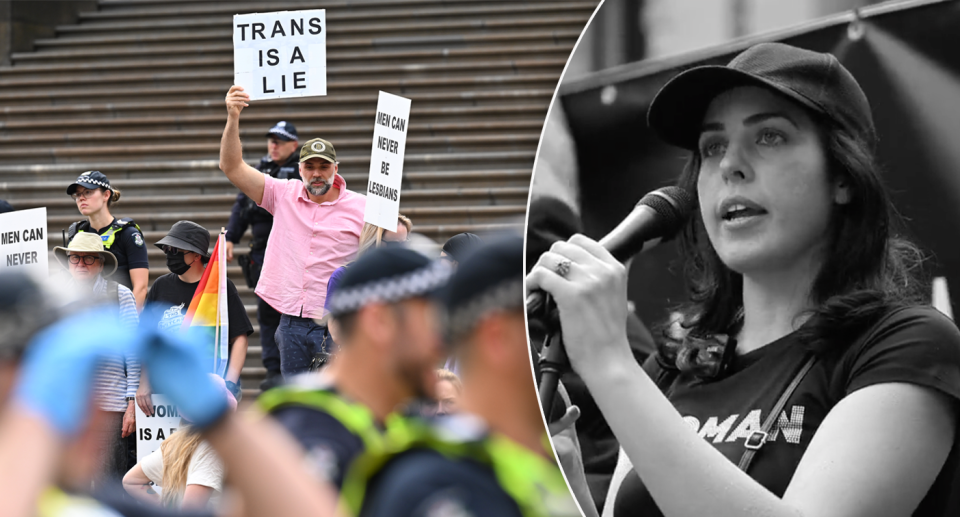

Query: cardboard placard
[[135, 395, 182, 462], [233, 9, 327, 100], [0, 207, 48, 279], [364, 91, 411, 230]]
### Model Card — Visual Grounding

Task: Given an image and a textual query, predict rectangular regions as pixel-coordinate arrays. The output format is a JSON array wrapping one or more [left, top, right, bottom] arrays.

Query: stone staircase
[[0, 0, 597, 397]]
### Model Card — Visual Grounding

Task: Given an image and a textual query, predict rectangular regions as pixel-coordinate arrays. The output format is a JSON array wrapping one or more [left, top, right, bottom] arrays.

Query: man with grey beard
[[219, 85, 366, 378]]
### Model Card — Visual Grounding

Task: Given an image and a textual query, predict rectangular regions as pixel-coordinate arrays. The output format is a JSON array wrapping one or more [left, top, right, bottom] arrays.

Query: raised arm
[[220, 86, 266, 205]]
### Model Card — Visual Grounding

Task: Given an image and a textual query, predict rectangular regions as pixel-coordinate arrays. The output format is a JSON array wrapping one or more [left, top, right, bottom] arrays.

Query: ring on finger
[[555, 258, 572, 278]]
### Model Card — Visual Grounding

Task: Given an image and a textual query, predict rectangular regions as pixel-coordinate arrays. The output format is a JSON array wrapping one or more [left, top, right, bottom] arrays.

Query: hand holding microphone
[[526, 187, 693, 411]]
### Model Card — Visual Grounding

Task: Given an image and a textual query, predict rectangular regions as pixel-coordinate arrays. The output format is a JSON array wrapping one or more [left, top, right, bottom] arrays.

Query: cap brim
[[299, 154, 336, 164], [647, 66, 825, 151], [154, 235, 210, 257], [266, 131, 296, 141]]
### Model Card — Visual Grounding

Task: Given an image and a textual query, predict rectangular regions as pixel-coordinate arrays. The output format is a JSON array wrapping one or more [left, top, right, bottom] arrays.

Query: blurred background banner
[[544, 0, 960, 326]]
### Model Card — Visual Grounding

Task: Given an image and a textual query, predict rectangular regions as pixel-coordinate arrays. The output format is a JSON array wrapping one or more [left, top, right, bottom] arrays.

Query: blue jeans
[[276, 314, 329, 378]]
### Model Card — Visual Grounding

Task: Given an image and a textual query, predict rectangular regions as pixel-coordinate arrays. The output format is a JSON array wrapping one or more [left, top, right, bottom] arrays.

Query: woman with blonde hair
[[122, 376, 236, 510]]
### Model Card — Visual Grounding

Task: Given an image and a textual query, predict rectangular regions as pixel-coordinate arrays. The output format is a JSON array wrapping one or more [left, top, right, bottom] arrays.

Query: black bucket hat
[[647, 42, 876, 151], [66, 171, 112, 196], [155, 221, 211, 257]]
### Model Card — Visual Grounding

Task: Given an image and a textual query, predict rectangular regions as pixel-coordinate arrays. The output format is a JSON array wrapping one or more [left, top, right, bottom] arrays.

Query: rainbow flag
[[181, 230, 229, 377]]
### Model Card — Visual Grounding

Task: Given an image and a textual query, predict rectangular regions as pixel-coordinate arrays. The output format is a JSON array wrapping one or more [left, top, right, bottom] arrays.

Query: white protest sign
[[135, 395, 182, 462], [364, 91, 411, 230], [233, 10, 327, 101], [0, 207, 48, 279]]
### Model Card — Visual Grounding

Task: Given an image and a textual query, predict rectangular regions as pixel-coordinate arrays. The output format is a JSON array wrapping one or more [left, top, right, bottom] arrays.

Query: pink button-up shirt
[[256, 174, 366, 318]]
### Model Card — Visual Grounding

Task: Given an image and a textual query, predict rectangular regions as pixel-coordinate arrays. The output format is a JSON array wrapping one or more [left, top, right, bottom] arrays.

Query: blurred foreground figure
[[0, 272, 341, 517], [257, 245, 452, 491], [342, 235, 580, 517]]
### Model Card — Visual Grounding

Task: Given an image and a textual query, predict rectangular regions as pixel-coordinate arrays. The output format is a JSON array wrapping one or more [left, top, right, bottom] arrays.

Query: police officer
[[257, 245, 452, 491], [341, 235, 580, 517], [65, 171, 149, 310], [225, 120, 301, 390]]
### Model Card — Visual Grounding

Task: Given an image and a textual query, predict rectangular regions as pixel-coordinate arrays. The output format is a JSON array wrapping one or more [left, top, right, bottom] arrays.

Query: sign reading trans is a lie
[[364, 91, 411, 231], [233, 10, 326, 101]]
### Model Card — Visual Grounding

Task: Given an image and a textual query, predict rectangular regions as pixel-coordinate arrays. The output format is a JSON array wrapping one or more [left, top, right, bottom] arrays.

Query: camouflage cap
[[299, 137, 337, 164]]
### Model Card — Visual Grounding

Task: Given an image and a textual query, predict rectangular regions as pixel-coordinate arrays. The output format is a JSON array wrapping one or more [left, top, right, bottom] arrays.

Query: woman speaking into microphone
[[527, 42, 960, 517]]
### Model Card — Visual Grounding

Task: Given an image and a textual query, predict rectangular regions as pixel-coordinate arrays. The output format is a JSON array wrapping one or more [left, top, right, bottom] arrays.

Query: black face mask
[[165, 252, 193, 275]]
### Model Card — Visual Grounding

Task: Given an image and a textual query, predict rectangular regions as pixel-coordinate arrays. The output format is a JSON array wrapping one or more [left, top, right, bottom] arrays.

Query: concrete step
[[0, 169, 532, 197], [0, 58, 565, 91], [0, 77, 559, 105], [0, 156, 534, 182], [0, 119, 544, 144], [0, 133, 540, 162], [4, 43, 572, 74], [13, 186, 530, 216], [79, 1, 595, 23]]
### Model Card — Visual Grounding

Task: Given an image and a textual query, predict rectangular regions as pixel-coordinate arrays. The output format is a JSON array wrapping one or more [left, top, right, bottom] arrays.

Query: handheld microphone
[[526, 186, 694, 316]]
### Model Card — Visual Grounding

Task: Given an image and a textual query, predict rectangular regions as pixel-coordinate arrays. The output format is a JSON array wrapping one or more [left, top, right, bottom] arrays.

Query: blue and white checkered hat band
[[74, 177, 110, 189], [328, 260, 452, 315], [269, 127, 297, 140]]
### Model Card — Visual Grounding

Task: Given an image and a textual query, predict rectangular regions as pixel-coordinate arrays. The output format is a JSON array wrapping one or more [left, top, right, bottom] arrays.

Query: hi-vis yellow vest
[[257, 386, 387, 454], [341, 417, 580, 517]]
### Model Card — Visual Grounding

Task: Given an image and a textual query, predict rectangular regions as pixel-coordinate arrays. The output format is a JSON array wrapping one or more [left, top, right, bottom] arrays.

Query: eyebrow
[[699, 111, 799, 136]]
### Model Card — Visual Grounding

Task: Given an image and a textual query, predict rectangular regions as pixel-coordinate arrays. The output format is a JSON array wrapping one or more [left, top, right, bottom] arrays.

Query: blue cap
[[66, 171, 112, 196], [266, 121, 298, 142]]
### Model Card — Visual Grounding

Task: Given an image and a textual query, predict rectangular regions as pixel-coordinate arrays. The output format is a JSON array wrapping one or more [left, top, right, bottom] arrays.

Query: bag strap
[[737, 353, 816, 472]]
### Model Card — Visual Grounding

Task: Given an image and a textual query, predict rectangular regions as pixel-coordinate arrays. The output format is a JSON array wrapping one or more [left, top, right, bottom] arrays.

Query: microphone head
[[637, 187, 695, 241]]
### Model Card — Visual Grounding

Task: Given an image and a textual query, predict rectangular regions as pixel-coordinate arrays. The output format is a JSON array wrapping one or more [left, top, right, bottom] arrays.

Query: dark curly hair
[[657, 113, 928, 379]]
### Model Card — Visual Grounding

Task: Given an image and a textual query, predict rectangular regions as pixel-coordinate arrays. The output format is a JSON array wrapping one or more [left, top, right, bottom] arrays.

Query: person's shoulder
[[862, 305, 960, 350]]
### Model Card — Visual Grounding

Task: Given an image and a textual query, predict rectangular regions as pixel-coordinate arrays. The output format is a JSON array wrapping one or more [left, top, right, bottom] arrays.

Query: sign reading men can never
[[0, 207, 48, 279], [233, 10, 326, 101], [364, 91, 412, 231]]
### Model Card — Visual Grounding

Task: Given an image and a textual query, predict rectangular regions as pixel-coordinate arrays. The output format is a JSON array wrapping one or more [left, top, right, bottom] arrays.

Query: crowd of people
[[0, 85, 576, 517]]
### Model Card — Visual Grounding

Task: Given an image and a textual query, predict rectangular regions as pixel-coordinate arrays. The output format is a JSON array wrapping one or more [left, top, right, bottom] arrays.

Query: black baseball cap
[[647, 42, 876, 151], [325, 245, 452, 318], [442, 233, 523, 343], [155, 220, 211, 257], [266, 121, 298, 142], [66, 171, 112, 196]]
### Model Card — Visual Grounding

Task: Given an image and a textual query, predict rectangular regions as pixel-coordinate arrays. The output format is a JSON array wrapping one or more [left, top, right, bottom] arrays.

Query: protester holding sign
[[225, 120, 302, 391], [123, 375, 235, 510], [139, 221, 252, 406], [220, 86, 365, 378], [53, 233, 141, 481], [65, 171, 149, 310]]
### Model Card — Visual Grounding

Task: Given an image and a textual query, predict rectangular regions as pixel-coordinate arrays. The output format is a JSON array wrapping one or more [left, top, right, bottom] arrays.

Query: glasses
[[71, 189, 101, 201], [68, 255, 102, 265], [161, 245, 188, 255]]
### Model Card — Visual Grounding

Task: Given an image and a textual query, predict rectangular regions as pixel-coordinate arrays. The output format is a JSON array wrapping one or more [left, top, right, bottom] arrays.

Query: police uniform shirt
[[361, 448, 523, 517], [141, 273, 253, 347], [93, 218, 149, 290], [614, 305, 960, 517], [270, 402, 366, 489]]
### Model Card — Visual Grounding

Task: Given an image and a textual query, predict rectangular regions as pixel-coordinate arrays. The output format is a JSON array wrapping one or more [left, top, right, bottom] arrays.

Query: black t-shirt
[[614, 305, 960, 517], [270, 400, 367, 489], [361, 448, 522, 517], [93, 218, 149, 290], [141, 273, 253, 354]]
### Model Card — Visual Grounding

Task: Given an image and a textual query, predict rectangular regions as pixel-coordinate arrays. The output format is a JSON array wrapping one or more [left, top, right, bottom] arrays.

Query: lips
[[718, 196, 768, 221]]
